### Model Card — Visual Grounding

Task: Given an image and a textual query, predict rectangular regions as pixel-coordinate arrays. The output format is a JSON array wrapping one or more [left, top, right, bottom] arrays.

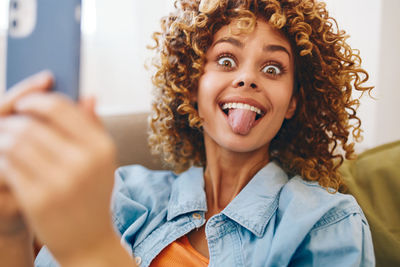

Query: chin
[[216, 133, 270, 154]]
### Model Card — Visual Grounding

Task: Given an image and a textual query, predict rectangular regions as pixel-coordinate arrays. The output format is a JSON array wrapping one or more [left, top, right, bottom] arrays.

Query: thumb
[[79, 96, 102, 127]]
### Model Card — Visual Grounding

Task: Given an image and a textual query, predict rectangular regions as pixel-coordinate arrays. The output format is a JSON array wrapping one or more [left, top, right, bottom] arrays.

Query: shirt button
[[192, 212, 202, 220], [134, 256, 142, 265]]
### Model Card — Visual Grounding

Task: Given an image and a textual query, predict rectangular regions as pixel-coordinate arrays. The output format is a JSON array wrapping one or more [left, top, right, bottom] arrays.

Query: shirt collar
[[167, 162, 288, 237], [167, 166, 207, 221], [222, 161, 288, 237]]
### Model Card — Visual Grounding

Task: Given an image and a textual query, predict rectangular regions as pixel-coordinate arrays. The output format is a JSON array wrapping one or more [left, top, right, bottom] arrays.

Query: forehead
[[212, 18, 291, 51]]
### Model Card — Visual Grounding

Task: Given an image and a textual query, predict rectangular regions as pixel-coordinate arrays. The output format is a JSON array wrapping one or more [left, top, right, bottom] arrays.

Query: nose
[[232, 69, 258, 90], [236, 80, 257, 89]]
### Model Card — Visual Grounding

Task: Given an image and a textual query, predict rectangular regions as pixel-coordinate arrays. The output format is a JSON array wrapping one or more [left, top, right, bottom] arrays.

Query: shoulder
[[280, 176, 365, 229], [114, 164, 177, 198], [113, 164, 178, 210], [276, 176, 375, 265], [112, 165, 177, 234]]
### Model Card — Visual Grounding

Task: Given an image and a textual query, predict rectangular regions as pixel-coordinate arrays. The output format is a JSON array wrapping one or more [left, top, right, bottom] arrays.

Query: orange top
[[150, 235, 209, 267]]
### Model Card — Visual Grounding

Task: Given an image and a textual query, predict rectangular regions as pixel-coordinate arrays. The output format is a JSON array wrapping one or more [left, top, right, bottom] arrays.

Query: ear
[[284, 96, 297, 119]]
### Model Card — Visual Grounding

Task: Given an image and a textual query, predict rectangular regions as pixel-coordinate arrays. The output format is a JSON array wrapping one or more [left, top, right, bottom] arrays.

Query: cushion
[[340, 140, 400, 266], [101, 112, 164, 169]]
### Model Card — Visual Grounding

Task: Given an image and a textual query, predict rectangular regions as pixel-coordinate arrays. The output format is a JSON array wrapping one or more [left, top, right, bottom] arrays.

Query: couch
[[102, 112, 400, 267]]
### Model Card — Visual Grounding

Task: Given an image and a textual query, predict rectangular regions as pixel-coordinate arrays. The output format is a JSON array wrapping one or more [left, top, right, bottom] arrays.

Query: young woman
[[0, 0, 374, 266]]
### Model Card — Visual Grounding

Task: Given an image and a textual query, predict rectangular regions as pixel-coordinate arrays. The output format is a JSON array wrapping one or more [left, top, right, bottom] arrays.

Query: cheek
[[197, 71, 225, 109], [196, 76, 209, 117], [263, 82, 295, 115], [274, 79, 294, 99], [198, 71, 220, 94]]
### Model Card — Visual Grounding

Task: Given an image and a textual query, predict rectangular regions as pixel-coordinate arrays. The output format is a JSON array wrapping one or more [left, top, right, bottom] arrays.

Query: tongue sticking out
[[227, 108, 257, 135]]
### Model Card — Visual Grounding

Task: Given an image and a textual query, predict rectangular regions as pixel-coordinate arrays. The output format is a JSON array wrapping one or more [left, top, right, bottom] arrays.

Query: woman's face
[[196, 18, 296, 153]]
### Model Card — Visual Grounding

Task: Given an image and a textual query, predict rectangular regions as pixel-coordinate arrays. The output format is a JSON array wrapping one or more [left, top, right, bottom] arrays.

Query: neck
[[203, 134, 270, 214]]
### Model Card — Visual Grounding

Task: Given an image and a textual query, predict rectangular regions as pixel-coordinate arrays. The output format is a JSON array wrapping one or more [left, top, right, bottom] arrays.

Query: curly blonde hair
[[148, 0, 372, 191]]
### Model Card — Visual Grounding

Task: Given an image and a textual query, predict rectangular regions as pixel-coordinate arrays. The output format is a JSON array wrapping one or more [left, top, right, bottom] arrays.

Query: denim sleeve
[[112, 167, 149, 233], [112, 166, 154, 253], [111, 165, 173, 251], [289, 212, 375, 267]]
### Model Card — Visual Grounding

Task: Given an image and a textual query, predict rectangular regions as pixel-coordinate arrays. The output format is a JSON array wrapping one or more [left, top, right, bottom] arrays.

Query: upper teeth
[[222, 102, 262, 115]]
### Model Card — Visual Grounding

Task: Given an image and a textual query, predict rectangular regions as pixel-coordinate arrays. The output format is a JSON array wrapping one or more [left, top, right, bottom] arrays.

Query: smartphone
[[6, 0, 81, 100]]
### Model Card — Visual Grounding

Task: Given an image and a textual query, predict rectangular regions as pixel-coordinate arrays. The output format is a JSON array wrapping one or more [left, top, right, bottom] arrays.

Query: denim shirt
[[35, 162, 375, 267]]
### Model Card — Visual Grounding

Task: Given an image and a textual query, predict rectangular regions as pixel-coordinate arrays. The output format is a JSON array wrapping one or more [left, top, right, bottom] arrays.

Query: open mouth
[[220, 102, 265, 121]]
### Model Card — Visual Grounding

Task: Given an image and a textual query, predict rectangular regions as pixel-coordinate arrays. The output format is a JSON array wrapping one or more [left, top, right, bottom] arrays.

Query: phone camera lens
[[11, 1, 18, 9], [11, 19, 18, 28]]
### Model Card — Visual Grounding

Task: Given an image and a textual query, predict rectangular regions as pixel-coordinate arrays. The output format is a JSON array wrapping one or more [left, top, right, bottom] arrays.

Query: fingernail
[[34, 70, 54, 84]]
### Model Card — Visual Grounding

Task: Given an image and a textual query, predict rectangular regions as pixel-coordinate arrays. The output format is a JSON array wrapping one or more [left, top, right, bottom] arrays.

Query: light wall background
[[1, 0, 399, 151]]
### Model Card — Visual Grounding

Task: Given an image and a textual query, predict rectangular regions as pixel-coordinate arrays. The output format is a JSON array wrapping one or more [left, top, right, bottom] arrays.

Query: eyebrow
[[212, 37, 291, 59], [212, 37, 244, 48], [263, 45, 291, 59]]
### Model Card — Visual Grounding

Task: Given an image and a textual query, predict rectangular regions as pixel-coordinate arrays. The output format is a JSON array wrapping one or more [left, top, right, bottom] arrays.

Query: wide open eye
[[262, 64, 282, 76], [217, 56, 236, 69]]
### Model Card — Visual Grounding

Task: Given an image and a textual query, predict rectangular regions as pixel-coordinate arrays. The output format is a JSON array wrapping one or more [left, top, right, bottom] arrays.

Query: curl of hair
[[148, 0, 373, 191]]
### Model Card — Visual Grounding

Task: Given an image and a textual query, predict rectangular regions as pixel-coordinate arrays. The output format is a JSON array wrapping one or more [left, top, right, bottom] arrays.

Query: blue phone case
[[6, 0, 81, 100]]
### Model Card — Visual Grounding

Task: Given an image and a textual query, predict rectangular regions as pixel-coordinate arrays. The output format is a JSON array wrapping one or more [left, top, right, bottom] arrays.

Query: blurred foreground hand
[[0, 72, 131, 266]]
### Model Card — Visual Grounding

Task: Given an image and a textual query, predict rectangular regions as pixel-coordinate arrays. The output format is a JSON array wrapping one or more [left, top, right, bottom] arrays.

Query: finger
[[0, 115, 74, 181], [0, 130, 65, 207], [0, 188, 27, 236], [79, 96, 96, 116], [0, 184, 22, 221], [0, 153, 47, 235], [0, 177, 11, 200], [0, 71, 54, 116], [0, 156, 36, 200], [13, 93, 102, 143], [79, 96, 103, 127]]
